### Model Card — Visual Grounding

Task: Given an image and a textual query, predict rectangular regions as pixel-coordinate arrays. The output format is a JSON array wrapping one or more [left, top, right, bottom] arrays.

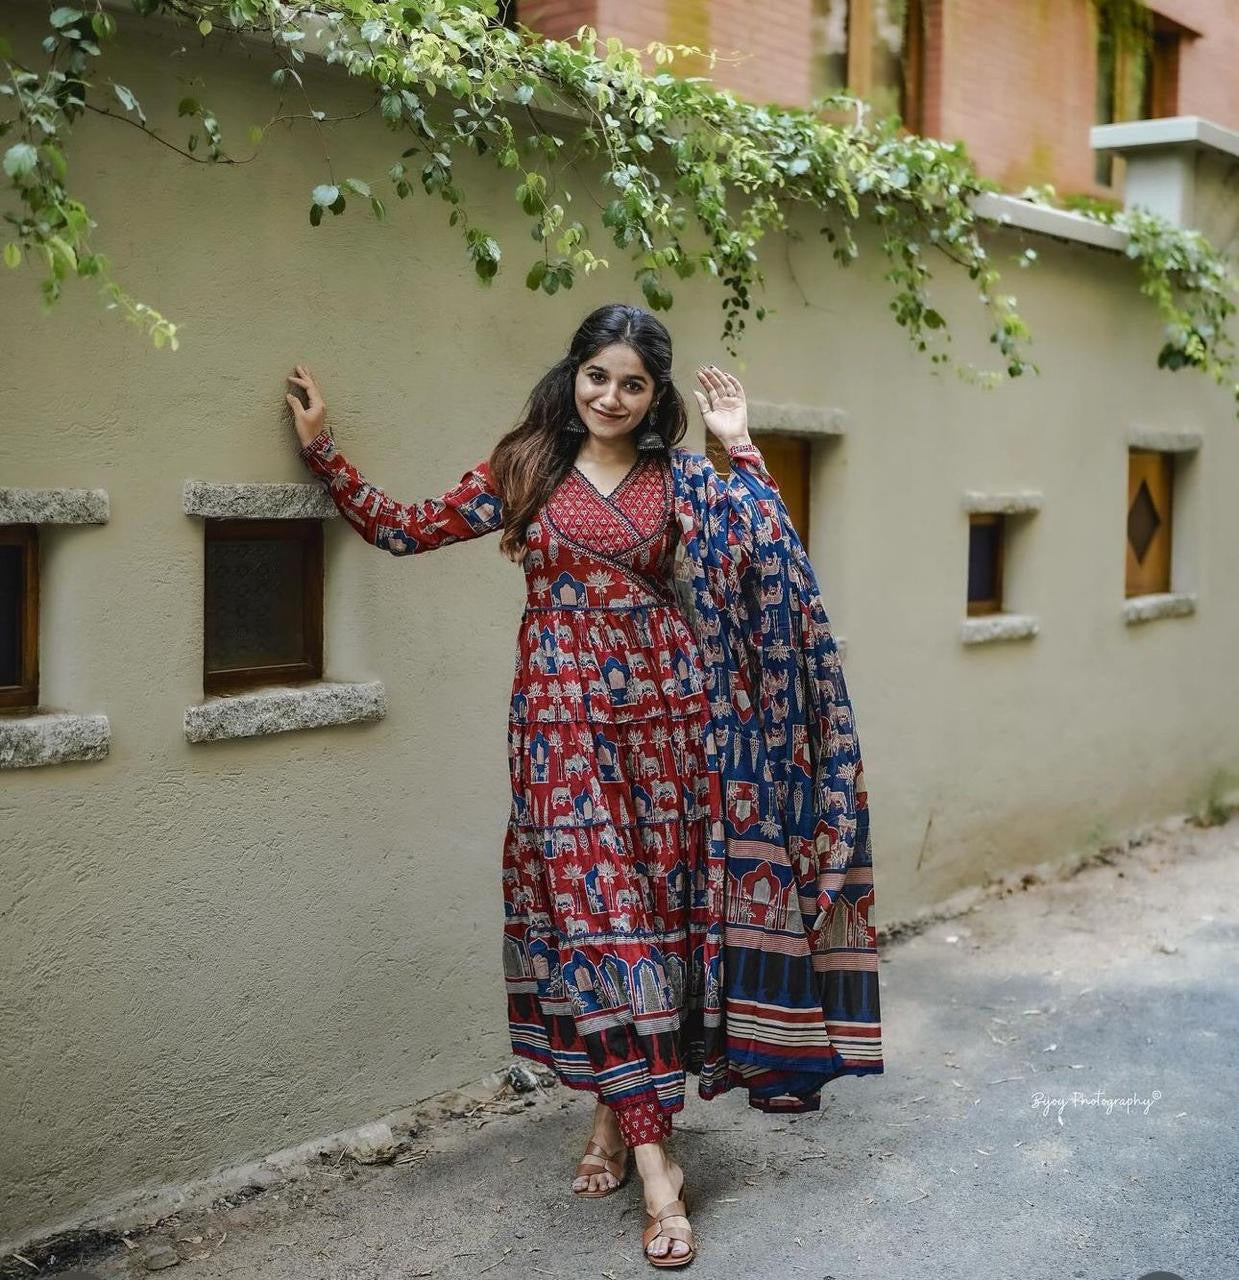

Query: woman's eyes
[[589, 372, 640, 390]]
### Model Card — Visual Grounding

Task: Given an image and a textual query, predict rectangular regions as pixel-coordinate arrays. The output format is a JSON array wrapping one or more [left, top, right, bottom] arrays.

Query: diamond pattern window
[[1126, 449, 1173, 596]]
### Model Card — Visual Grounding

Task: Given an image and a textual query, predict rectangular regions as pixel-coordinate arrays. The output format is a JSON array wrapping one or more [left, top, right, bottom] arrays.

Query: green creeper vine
[[1, 0, 1235, 407]]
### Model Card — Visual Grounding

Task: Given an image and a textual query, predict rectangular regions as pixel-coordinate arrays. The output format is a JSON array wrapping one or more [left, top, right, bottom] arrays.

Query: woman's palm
[[693, 365, 748, 445]]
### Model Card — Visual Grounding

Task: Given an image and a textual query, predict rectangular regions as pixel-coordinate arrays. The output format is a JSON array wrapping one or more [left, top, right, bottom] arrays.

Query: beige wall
[[3, 5, 1237, 1247]]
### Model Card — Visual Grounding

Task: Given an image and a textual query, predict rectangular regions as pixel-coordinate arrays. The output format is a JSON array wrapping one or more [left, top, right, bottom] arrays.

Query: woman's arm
[[299, 429, 503, 555]]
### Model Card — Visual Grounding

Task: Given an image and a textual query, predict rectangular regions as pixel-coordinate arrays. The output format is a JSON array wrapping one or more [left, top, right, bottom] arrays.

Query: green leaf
[[177, 97, 200, 117], [4, 242, 21, 269], [40, 143, 67, 182], [49, 8, 84, 29], [370, 196, 386, 220], [309, 202, 323, 227], [198, 18, 212, 36], [247, 125, 264, 146], [113, 83, 146, 124], [311, 184, 340, 208], [343, 177, 371, 198], [526, 259, 547, 289], [3, 143, 37, 180]]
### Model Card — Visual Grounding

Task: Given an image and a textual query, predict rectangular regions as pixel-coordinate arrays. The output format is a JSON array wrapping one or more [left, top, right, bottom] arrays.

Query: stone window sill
[[0, 711, 110, 769], [961, 613, 1040, 646], [184, 680, 386, 743], [1123, 592, 1197, 625]]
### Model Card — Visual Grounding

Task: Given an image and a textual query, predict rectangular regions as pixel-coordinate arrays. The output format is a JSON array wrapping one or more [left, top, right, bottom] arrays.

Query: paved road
[[29, 814, 1239, 1280]]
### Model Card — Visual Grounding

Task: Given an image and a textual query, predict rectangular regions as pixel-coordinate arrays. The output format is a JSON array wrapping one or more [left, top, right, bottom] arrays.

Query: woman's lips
[[591, 406, 626, 420]]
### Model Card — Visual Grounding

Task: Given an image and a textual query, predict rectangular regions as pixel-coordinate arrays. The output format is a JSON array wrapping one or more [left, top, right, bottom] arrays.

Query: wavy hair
[[488, 303, 689, 561]]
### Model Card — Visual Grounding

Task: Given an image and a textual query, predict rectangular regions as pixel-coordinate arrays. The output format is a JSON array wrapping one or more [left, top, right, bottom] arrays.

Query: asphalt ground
[[15, 811, 1238, 1280]]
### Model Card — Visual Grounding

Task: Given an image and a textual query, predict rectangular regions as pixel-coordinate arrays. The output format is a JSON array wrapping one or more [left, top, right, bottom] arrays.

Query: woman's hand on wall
[[286, 364, 329, 448], [693, 364, 751, 449]]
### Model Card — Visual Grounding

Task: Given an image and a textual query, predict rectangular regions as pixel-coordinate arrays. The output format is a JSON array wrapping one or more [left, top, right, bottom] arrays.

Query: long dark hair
[[488, 303, 689, 561]]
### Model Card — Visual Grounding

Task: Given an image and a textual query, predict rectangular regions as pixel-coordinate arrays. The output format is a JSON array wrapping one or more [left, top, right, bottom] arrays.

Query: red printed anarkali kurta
[[298, 430, 773, 1144]]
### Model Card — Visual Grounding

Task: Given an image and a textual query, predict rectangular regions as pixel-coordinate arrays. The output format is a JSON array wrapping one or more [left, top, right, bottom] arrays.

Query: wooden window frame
[[203, 518, 323, 697], [1125, 448, 1173, 598], [966, 513, 1005, 616], [0, 524, 39, 713], [813, 0, 925, 131], [705, 432, 813, 544]]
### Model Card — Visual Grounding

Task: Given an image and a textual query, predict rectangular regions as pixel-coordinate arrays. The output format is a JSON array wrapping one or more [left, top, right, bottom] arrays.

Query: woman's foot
[[572, 1100, 628, 1195], [633, 1144, 693, 1264]]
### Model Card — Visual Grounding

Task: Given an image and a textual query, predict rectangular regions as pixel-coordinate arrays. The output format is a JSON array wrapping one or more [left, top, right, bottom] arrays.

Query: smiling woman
[[287, 301, 879, 1269]]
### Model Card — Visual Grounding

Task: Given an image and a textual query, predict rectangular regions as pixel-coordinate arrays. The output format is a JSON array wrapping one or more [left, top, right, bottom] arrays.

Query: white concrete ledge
[[184, 680, 386, 743], [183, 481, 339, 520], [961, 614, 1040, 645], [0, 712, 111, 769], [749, 401, 846, 438], [970, 192, 1131, 252], [1126, 427, 1202, 452], [963, 490, 1043, 514], [1123, 592, 1197, 625], [0, 488, 109, 524], [1091, 116, 1239, 161]]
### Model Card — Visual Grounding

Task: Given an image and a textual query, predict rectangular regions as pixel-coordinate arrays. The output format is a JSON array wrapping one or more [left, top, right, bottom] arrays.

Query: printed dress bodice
[[525, 456, 677, 609]]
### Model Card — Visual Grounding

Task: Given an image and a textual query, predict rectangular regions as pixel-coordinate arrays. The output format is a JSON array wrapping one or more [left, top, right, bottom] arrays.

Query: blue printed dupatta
[[668, 446, 883, 1113]]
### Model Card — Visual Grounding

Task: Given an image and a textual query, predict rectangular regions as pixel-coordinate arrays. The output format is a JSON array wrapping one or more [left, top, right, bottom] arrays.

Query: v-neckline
[[572, 455, 644, 503]]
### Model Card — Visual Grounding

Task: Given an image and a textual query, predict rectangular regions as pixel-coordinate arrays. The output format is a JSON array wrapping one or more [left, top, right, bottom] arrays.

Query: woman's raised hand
[[286, 364, 328, 449], [692, 363, 750, 447]]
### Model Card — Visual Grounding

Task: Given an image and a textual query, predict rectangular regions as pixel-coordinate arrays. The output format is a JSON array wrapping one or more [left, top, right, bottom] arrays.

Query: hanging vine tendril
[[1, 0, 1235, 406]]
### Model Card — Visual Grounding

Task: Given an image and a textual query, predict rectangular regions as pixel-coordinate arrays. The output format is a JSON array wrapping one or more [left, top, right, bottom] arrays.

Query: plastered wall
[[2, 3, 1237, 1246]]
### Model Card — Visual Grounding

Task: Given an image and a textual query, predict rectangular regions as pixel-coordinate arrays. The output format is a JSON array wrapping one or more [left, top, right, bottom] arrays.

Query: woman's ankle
[[631, 1141, 678, 1177]]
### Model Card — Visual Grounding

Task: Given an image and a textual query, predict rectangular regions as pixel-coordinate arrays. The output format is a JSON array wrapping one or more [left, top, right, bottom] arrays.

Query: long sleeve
[[298, 429, 503, 555], [692, 440, 790, 579]]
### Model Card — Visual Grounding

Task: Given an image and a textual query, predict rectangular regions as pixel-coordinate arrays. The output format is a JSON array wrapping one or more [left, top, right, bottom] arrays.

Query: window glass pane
[[810, 0, 849, 99], [967, 520, 1000, 604], [870, 0, 907, 118], [205, 536, 307, 671], [0, 544, 22, 687], [1095, 14, 1116, 184]]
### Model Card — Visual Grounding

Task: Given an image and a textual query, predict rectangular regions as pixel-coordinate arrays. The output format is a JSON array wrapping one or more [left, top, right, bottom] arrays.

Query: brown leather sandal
[[572, 1137, 630, 1198], [641, 1174, 695, 1268]]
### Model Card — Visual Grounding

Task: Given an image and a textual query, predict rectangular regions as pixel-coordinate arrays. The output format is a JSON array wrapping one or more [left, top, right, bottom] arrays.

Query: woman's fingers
[[288, 368, 324, 410], [697, 363, 741, 402]]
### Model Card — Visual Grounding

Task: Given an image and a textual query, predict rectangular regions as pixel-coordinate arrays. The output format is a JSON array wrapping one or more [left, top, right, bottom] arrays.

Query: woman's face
[[573, 342, 658, 443]]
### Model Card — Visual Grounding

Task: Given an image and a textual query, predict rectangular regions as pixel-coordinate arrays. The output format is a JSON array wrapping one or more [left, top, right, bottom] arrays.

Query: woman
[[287, 303, 882, 1269]]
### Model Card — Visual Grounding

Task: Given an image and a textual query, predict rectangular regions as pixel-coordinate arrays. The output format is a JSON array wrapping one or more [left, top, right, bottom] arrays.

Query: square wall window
[[0, 525, 39, 712], [966, 514, 1004, 615], [204, 519, 323, 695]]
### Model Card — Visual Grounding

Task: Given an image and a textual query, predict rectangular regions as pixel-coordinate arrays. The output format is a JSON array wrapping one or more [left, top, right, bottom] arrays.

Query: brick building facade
[[508, 0, 1239, 198]]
